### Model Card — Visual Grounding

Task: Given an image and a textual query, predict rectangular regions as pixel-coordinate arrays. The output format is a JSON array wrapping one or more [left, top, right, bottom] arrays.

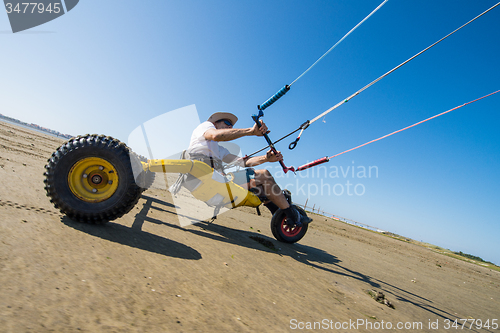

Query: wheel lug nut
[[83, 174, 88, 178], [99, 166, 104, 170], [108, 181, 113, 185], [92, 188, 97, 193]]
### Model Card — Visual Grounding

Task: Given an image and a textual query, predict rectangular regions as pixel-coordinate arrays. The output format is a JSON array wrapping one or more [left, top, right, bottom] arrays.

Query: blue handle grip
[[258, 85, 290, 111]]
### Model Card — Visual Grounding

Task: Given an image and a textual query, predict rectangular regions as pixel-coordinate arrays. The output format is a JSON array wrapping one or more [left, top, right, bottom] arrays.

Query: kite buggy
[[43, 1, 499, 244], [43, 134, 311, 243]]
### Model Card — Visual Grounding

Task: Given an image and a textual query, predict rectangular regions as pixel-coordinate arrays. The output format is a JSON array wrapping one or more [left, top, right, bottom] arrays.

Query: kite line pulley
[[288, 120, 310, 150]]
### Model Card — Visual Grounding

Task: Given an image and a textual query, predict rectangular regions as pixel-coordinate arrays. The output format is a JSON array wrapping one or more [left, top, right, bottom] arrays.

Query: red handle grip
[[296, 156, 330, 171]]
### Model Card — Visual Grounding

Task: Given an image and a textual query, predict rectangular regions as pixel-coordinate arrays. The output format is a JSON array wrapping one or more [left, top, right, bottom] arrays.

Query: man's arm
[[223, 150, 283, 167], [244, 155, 268, 167], [204, 127, 254, 142], [204, 121, 269, 142]]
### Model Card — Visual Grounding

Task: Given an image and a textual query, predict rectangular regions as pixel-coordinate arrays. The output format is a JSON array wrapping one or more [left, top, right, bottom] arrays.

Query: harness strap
[[187, 153, 224, 174]]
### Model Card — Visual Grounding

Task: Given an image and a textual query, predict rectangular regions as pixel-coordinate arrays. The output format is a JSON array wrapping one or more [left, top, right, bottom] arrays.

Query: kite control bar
[[252, 113, 295, 174]]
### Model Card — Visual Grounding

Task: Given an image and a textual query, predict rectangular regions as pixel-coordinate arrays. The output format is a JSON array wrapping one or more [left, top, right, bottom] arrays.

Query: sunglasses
[[219, 119, 233, 127]]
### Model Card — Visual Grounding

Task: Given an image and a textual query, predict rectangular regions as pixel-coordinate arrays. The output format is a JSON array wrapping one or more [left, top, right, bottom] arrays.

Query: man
[[187, 112, 311, 226]]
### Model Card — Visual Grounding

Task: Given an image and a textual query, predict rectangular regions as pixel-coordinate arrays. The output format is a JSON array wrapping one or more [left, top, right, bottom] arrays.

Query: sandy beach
[[1, 120, 499, 332]]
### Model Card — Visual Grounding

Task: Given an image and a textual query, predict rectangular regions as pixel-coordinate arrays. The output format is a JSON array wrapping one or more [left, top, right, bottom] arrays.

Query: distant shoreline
[[0, 114, 72, 140]]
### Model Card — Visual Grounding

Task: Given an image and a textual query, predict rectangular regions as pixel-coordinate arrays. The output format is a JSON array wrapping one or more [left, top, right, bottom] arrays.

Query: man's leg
[[250, 169, 289, 209], [250, 169, 311, 226]]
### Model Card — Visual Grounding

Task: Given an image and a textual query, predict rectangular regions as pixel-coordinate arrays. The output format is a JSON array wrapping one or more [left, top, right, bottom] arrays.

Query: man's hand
[[244, 149, 282, 167], [252, 120, 270, 136], [266, 149, 283, 163]]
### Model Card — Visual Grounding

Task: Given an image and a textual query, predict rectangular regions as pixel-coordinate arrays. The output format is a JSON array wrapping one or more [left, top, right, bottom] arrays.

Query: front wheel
[[270, 205, 309, 243]]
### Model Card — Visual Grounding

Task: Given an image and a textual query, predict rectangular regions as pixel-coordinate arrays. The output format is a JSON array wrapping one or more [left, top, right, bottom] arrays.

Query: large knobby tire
[[44, 134, 142, 224], [270, 205, 309, 243]]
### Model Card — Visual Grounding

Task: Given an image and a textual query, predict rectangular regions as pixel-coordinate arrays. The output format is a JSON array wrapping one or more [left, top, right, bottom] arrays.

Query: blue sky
[[1, 1, 499, 264]]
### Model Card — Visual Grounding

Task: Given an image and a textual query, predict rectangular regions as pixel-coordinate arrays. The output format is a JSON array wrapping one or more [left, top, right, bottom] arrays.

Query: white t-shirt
[[188, 121, 231, 160]]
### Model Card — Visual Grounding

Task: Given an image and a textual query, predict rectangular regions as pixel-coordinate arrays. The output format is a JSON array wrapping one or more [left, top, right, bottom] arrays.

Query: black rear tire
[[270, 205, 309, 243], [43, 134, 142, 224]]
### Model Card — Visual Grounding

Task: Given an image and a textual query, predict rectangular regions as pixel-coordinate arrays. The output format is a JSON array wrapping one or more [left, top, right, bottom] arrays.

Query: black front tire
[[270, 205, 309, 243], [44, 134, 142, 224]]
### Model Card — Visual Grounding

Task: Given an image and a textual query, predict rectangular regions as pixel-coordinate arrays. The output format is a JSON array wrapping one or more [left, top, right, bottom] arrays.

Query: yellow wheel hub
[[68, 157, 119, 203]]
